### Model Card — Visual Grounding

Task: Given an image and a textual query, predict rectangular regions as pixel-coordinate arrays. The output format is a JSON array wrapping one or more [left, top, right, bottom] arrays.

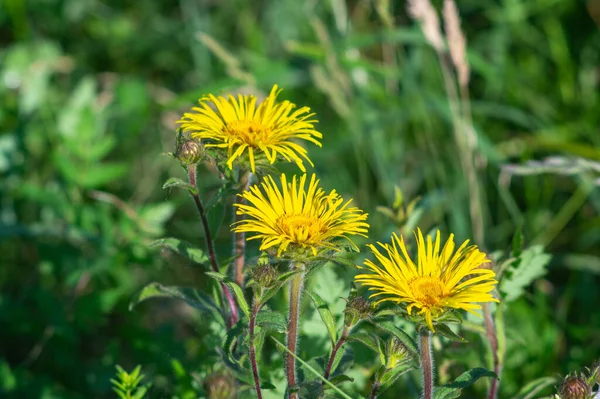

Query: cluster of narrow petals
[[177, 85, 322, 173], [232, 174, 369, 257], [355, 229, 498, 331]]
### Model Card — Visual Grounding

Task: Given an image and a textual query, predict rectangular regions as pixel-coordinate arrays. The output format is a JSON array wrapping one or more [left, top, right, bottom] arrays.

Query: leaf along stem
[[420, 329, 434, 399], [323, 325, 350, 382], [187, 165, 239, 328], [249, 299, 263, 399], [233, 170, 251, 287], [286, 262, 305, 399]]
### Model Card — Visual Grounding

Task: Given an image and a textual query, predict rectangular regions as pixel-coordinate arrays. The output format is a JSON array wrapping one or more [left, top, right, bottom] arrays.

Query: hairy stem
[[420, 330, 434, 399], [286, 262, 305, 399], [369, 380, 381, 399], [249, 299, 263, 399], [187, 165, 239, 327], [233, 171, 251, 287], [484, 303, 502, 399], [323, 326, 350, 382]]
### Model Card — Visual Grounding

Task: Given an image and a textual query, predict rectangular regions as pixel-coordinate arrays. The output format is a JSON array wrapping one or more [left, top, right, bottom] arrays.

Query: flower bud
[[385, 338, 410, 370], [176, 139, 203, 165], [343, 296, 372, 327], [252, 264, 278, 289], [559, 374, 592, 399], [204, 373, 236, 399]]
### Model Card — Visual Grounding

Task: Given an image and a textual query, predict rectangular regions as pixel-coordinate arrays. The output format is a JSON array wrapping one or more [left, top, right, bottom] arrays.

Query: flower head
[[232, 174, 369, 257], [177, 85, 322, 173], [355, 229, 498, 332], [559, 374, 592, 399]]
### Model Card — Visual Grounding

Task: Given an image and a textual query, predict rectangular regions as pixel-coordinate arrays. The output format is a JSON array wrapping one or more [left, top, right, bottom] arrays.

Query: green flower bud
[[252, 264, 278, 289], [385, 338, 410, 370], [176, 139, 203, 165], [343, 296, 372, 327], [559, 374, 592, 399]]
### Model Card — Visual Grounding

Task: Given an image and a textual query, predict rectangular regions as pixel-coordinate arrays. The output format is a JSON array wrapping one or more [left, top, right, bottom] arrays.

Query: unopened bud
[[176, 140, 203, 165], [204, 373, 236, 399], [385, 338, 410, 370], [559, 374, 591, 399], [343, 296, 372, 327], [252, 264, 278, 289]]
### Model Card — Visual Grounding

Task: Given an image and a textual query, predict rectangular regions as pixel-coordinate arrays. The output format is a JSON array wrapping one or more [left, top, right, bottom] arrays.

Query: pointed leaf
[[434, 323, 467, 343], [347, 332, 381, 354], [206, 271, 250, 318], [378, 364, 415, 394], [433, 368, 498, 399], [162, 177, 198, 195], [306, 290, 337, 344], [371, 320, 418, 357], [500, 245, 551, 302], [129, 282, 221, 322], [256, 309, 287, 333], [150, 238, 208, 266]]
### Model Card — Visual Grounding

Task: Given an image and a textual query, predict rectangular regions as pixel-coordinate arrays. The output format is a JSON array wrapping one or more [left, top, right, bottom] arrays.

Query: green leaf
[[306, 290, 337, 344], [500, 245, 551, 302], [371, 320, 419, 357], [150, 237, 209, 266], [255, 309, 287, 333], [511, 229, 524, 258], [204, 184, 238, 212], [347, 332, 381, 354], [329, 347, 354, 378], [222, 318, 247, 363], [433, 324, 466, 343], [207, 200, 226, 237], [271, 337, 353, 399], [378, 364, 415, 394], [328, 374, 354, 385], [162, 177, 198, 195], [514, 376, 558, 399], [206, 271, 250, 318], [433, 368, 498, 399], [129, 282, 221, 320]]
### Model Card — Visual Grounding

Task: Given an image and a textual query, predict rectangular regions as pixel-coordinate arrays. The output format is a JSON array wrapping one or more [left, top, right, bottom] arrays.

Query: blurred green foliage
[[1, 0, 600, 398]]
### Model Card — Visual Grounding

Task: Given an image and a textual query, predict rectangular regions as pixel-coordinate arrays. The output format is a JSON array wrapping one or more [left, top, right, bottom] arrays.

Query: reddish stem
[[484, 303, 501, 399], [187, 165, 239, 327], [323, 327, 350, 381], [286, 263, 305, 399]]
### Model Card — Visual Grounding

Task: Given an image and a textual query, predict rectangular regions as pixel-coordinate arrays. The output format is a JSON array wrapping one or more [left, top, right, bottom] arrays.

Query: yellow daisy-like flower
[[232, 174, 369, 257], [176, 85, 322, 173], [355, 229, 498, 332]]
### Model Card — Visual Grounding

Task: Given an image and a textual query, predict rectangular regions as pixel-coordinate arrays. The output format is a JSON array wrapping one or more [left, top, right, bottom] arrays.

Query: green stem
[[420, 330, 434, 399], [286, 262, 305, 399]]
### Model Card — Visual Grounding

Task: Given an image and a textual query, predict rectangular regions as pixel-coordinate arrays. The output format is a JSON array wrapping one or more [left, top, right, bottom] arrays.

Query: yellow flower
[[355, 229, 498, 332], [176, 85, 322, 173], [232, 174, 369, 257]]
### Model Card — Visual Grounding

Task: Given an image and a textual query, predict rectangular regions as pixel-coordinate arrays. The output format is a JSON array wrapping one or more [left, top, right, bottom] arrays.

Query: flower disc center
[[410, 276, 446, 307], [224, 120, 271, 145], [276, 214, 327, 244]]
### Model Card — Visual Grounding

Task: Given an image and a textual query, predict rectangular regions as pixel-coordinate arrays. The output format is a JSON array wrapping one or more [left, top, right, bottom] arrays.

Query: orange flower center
[[224, 120, 271, 145], [410, 276, 446, 307]]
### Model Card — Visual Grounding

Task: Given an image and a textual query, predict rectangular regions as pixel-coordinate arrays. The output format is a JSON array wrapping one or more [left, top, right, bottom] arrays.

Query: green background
[[1, 0, 599, 397]]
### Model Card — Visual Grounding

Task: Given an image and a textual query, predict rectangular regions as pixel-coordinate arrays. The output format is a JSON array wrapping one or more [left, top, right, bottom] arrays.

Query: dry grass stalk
[[407, 0, 444, 52], [443, 0, 470, 87]]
